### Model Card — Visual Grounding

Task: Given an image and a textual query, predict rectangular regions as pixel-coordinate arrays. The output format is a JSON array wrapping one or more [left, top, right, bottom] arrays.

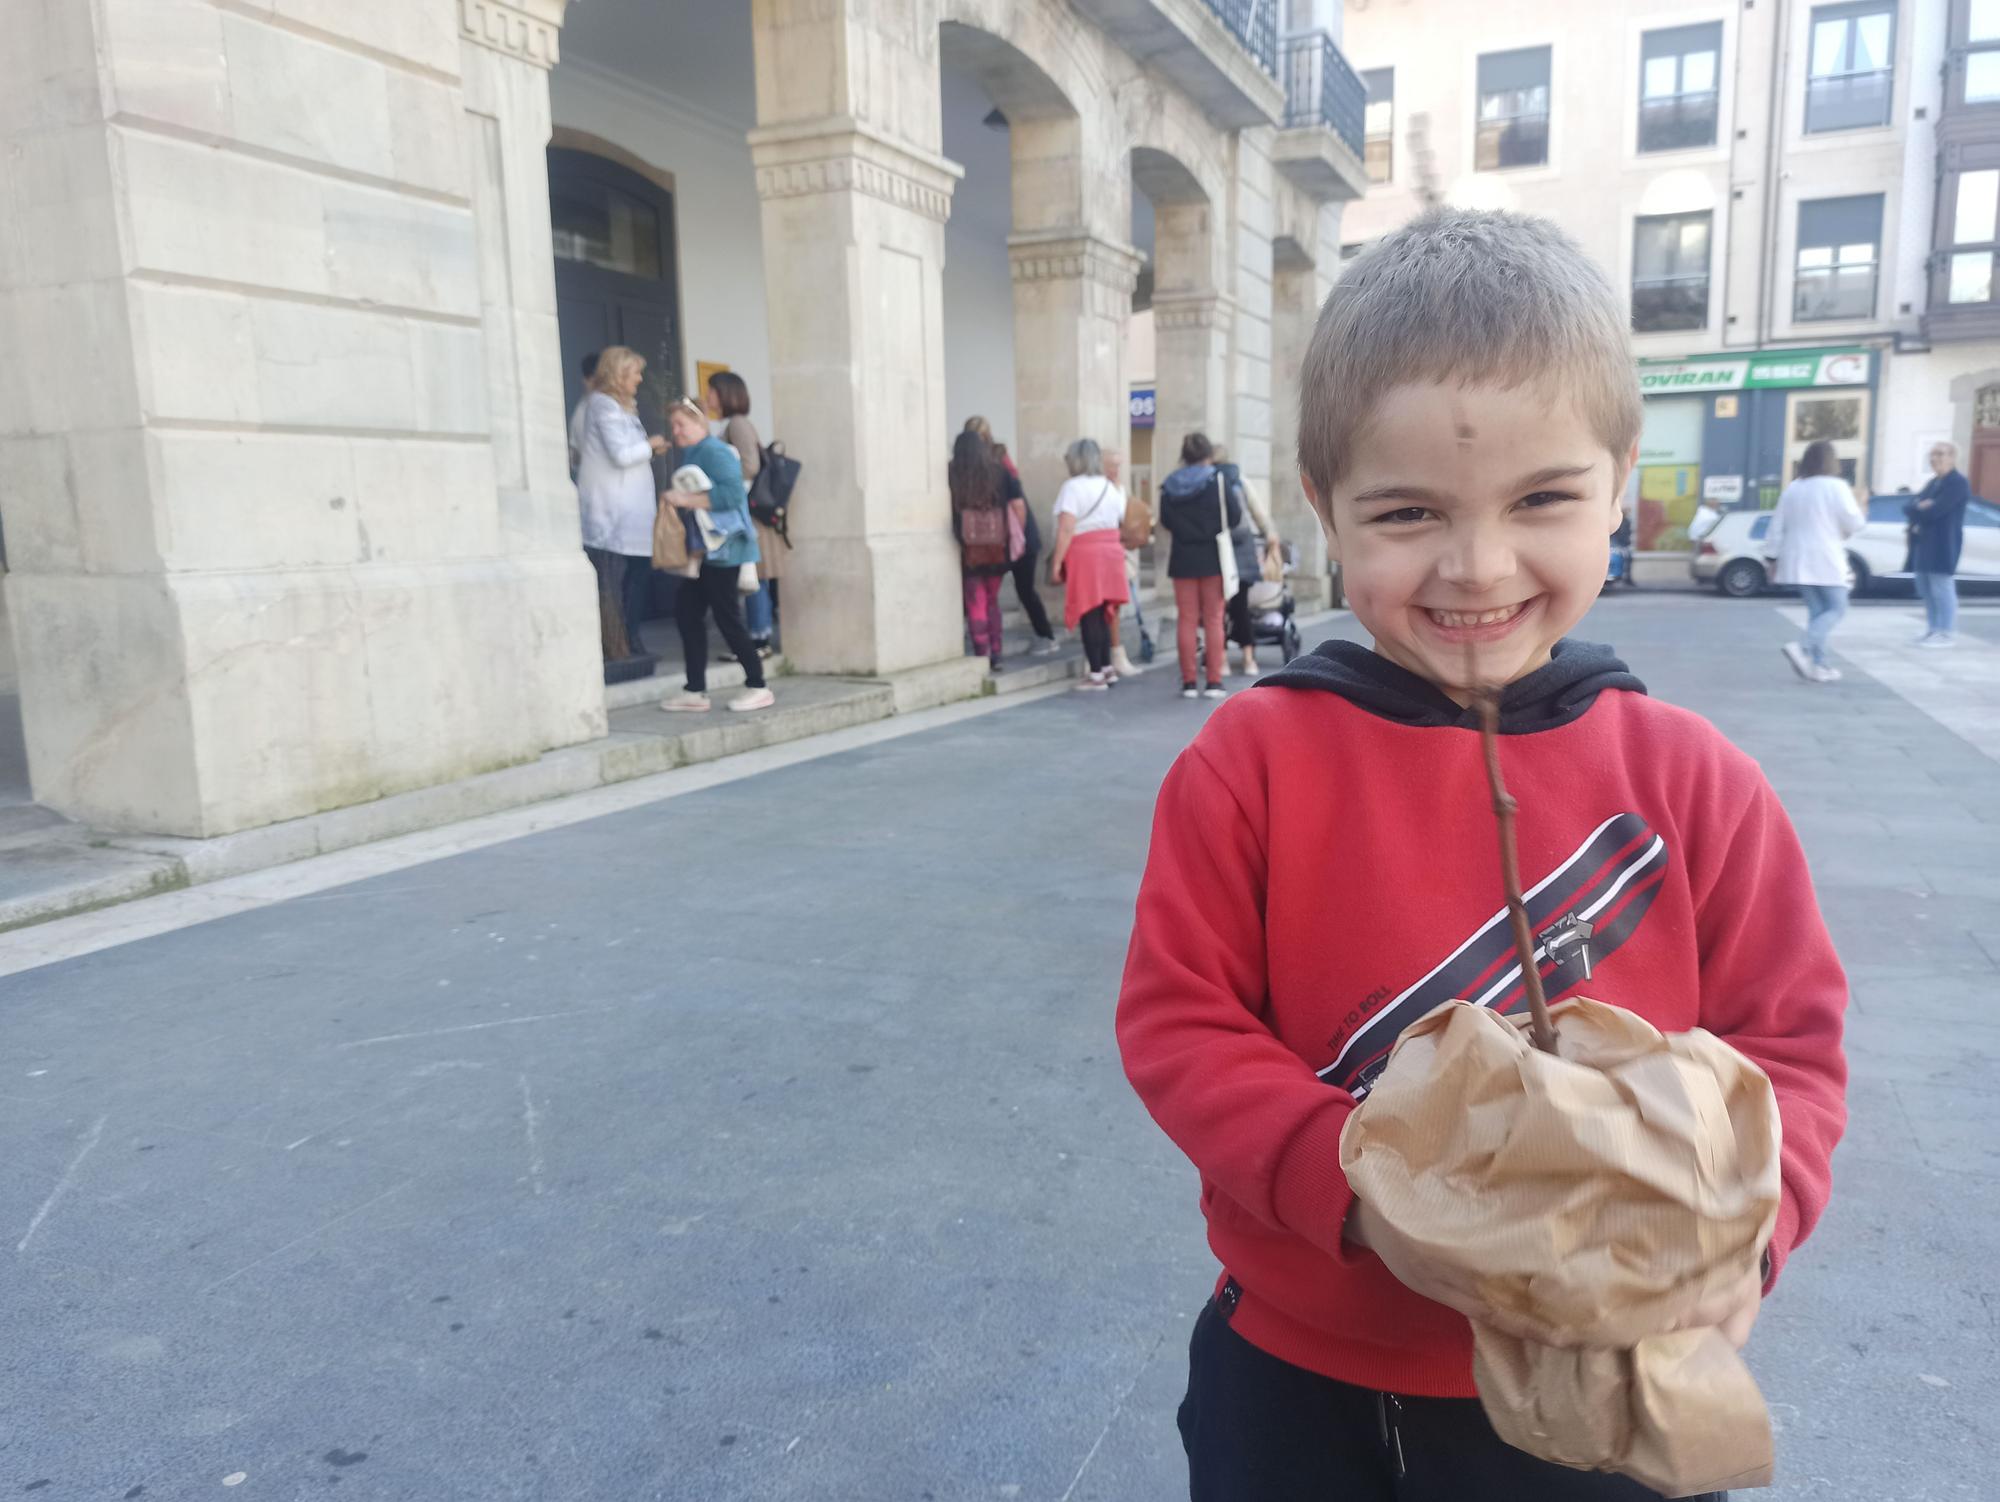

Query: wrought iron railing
[[1203, 0, 1278, 77], [1280, 30, 1367, 157]]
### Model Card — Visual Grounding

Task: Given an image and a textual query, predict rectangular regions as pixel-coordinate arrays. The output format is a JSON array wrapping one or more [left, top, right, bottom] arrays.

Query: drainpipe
[[1758, 0, 1794, 352]]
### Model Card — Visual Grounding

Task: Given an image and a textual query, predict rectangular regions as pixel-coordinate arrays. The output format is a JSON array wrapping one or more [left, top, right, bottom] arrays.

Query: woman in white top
[[575, 345, 668, 657], [1765, 439, 1864, 684], [1047, 437, 1132, 690]]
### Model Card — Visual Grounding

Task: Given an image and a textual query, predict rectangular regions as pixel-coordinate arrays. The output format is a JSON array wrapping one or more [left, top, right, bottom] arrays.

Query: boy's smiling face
[[1309, 380, 1632, 705]]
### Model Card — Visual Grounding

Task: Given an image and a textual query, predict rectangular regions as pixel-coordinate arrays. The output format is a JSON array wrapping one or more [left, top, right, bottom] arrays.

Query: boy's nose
[[1438, 528, 1516, 590]]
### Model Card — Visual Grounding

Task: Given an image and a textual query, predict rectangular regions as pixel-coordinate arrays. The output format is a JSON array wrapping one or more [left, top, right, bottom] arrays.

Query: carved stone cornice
[[459, 0, 566, 70], [1151, 292, 1234, 333], [1007, 231, 1145, 296], [749, 117, 962, 224]]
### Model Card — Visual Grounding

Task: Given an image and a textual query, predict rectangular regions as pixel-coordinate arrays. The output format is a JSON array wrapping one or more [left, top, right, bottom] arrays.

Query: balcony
[[1270, 30, 1370, 202], [1632, 275, 1711, 334], [1805, 69, 1893, 133], [1638, 91, 1719, 153], [1067, 0, 1285, 129]]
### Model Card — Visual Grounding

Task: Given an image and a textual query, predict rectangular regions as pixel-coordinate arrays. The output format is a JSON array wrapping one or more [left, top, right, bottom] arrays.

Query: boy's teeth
[[1430, 605, 1522, 627]]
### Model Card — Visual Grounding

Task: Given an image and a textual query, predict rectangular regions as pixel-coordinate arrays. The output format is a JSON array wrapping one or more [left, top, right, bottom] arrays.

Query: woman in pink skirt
[[1047, 438, 1133, 692]]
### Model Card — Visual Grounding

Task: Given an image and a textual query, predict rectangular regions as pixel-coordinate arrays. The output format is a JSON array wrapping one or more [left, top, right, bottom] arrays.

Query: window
[[1749, 515, 1772, 541], [1476, 46, 1551, 170], [1806, 2, 1896, 133], [1795, 195, 1883, 320], [550, 179, 663, 279], [1640, 23, 1722, 151], [1632, 212, 1712, 332], [1363, 68, 1394, 183], [1945, 167, 2000, 304], [1967, 0, 2000, 103], [1969, 497, 2000, 525], [1867, 495, 1907, 522]]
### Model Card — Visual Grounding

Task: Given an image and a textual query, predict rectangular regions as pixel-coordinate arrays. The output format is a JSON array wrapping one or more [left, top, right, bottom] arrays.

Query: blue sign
[[1130, 387, 1156, 428]]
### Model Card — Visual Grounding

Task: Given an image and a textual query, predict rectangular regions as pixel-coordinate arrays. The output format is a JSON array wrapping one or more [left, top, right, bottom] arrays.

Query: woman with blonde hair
[[575, 344, 667, 659]]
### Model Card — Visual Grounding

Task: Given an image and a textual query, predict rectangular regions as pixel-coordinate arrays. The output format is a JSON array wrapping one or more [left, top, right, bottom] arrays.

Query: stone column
[[1007, 230, 1143, 519], [1149, 198, 1230, 477], [1270, 246, 1330, 606], [748, 0, 971, 681], [0, 0, 603, 837], [1226, 129, 1278, 504]]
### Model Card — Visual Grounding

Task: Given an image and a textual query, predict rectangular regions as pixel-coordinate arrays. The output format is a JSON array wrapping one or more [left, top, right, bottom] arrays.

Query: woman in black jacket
[[1906, 442, 1970, 647], [1157, 431, 1242, 699]]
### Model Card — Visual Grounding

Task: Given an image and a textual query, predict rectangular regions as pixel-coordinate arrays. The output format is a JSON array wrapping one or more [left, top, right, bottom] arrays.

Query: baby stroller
[[1246, 542, 1304, 664]]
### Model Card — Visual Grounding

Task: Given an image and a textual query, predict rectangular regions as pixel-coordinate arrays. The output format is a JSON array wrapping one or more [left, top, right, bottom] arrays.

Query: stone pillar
[[1007, 230, 1143, 522], [0, 0, 603, 837], [1270, 246, 1330, 606], [748, 0, 969, 679], [1226, 129, 1278, 505], [1151, 199, 1230, 475]]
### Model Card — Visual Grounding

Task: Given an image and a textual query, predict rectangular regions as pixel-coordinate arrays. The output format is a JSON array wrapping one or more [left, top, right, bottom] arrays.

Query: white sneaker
[[1112, 648, 1144, 677], [1917, 634, 1956, 649], [1074, 672, 1109, 692], [1809, 664, 1842, 683], [660, 691, 711, 712], [1202, 684, 1227, 700], [1033, 638, 1062, 657], [1180, 684, 1199, 700], [729, 686, 776, 712], [1780, 643, 1813, 681]]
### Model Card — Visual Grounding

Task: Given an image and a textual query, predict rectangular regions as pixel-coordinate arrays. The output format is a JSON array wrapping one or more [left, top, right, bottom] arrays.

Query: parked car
[[1690, 496, 2000, 597]]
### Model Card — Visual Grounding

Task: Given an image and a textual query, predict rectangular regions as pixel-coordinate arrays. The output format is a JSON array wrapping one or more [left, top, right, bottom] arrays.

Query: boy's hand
[[1346, 1196, 1765, 1348]]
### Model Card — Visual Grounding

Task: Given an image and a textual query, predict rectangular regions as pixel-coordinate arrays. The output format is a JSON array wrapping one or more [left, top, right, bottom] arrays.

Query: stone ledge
[[3, 658, 988, 935]]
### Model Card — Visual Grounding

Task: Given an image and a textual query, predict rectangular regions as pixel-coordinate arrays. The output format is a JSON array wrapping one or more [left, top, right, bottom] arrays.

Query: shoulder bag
[[1214, 474, 1241, 598]]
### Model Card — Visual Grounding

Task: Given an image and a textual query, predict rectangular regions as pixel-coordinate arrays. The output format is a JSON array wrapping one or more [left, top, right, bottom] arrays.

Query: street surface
[[3, 593, 1995, 1501]]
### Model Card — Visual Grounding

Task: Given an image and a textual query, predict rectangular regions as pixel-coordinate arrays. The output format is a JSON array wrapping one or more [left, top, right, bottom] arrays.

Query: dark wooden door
[[548, 148, 682, 434], [1971, 434, 2000, 503]]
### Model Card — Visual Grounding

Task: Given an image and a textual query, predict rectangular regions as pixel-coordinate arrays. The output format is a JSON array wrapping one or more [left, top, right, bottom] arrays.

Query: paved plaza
[[2, 592, 1996, 1501]]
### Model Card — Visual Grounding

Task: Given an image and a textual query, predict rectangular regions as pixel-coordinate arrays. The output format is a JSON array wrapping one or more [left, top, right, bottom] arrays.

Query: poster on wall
[[695, 361, 730, 407]]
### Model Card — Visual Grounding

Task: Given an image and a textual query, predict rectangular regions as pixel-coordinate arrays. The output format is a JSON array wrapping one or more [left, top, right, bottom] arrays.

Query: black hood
[[1259, 638, 1645, 733]]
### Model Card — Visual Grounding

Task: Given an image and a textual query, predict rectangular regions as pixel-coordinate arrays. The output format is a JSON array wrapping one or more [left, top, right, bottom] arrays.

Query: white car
[[1690, 495, 2000, 597]]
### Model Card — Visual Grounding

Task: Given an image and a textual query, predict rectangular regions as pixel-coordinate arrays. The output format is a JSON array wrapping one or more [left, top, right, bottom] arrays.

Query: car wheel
[[1846, 552, 1872, 597], [1717, 558, 1766, 598]]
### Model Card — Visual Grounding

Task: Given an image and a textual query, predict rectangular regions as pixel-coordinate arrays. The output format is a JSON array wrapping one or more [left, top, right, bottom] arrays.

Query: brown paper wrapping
[[1339, 998, 1782, 1497]]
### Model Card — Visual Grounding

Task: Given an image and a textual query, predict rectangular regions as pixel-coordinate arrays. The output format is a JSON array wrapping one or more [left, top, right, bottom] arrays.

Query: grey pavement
[[2, 594, 1997, 1500]]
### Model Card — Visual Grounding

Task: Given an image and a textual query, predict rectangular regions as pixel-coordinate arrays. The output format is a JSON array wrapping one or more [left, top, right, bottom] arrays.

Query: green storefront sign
[[1637, 347, 1872, 395]]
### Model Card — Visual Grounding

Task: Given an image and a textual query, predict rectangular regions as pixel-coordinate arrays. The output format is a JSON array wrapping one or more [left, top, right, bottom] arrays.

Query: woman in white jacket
[[1766, 439, 1864, 684], [575, 345, 667, 658]]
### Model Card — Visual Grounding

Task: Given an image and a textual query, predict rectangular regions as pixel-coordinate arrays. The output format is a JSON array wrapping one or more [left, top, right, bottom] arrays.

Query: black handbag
[[748, 441, 802, 543]]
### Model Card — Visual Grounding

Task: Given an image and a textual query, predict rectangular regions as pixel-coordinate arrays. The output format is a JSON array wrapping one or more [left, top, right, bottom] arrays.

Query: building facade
[[1342, 0, 2000, 548], [0, 0, 1366, 839]]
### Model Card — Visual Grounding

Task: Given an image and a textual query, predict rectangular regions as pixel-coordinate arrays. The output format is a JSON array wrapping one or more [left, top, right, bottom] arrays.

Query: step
[[603, 652, 785, 712], [603, 676, 897, 776]]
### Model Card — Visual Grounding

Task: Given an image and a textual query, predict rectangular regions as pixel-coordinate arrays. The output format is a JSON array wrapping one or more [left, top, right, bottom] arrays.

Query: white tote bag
[[1214, 474, 1241, 599]]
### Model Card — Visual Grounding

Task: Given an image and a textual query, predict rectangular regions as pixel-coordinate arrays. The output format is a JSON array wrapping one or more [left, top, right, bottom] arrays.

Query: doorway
[[548, 146, 685, 648]]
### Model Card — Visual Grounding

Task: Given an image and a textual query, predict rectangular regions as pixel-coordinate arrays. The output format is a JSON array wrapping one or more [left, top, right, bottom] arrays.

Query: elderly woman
[[1047, 438, 1132, 691], [575, 345, 668, 658], [658, 395, 772, 713]]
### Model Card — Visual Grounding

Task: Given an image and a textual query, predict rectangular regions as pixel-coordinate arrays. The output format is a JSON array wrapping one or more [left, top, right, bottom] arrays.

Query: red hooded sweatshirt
[[1116, 640, 1848, 1397]]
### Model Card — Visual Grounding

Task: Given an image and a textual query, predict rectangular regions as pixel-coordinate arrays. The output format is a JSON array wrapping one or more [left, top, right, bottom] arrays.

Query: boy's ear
[[1302, 471, 1341, 564], [1611, 441, 1640, 531]]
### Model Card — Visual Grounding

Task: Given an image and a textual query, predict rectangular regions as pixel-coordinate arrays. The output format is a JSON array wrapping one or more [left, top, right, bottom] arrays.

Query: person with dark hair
[[1767, 438, 1863, 683], [1212, 444, 1282, 677], [568, 349, 600, 478], [707, 371, 782, 656], [1158, 430, 1240, 699], [1906, 441, 1970, 647], [951, 429, 1026, 672], [967, 417, 1060, 656]]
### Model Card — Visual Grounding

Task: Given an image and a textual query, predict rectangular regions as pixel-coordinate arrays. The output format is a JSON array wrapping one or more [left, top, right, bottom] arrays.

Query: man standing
[[1906, 442, 1970, 647]]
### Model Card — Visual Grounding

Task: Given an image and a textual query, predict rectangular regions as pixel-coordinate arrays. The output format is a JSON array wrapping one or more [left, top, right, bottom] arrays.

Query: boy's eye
[[1370, 506, 1433, 525], [1519, 490, 1581, 509]]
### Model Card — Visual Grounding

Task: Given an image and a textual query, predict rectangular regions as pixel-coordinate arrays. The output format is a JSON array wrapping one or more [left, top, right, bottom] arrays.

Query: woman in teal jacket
[[659, 396, 773, 712]]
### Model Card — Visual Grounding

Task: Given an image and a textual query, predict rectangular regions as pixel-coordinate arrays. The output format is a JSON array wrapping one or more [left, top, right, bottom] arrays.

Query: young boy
[[1116, 208, 1848, 1500]]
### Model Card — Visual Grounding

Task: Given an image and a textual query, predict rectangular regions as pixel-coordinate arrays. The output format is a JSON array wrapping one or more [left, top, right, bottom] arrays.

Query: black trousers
[[1078, 605, 1112, 673], [620, 552, 655, 654], [1178, 1295, 1724, 1502], [675, 564, 765, 693], [1011, 548, 1055, 640], [1227, 582, 1256, 649]]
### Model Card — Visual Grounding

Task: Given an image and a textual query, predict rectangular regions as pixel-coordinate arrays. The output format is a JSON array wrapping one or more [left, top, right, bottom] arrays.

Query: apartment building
[[1342, 0, 2000, 549]]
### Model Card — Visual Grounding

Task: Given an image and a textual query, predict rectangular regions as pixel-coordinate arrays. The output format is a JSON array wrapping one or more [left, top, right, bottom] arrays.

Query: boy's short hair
[[1297, 208, 1641, 499]]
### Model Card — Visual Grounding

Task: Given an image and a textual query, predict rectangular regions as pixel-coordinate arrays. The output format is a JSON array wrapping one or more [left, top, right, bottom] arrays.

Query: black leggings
[[1178, 1295, 1724, 1502], [1228, 583, 1256, 648], [1079, 605, 1112, 673], [676, 564, 765, 693], [1012, 548, 1055, 640]]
